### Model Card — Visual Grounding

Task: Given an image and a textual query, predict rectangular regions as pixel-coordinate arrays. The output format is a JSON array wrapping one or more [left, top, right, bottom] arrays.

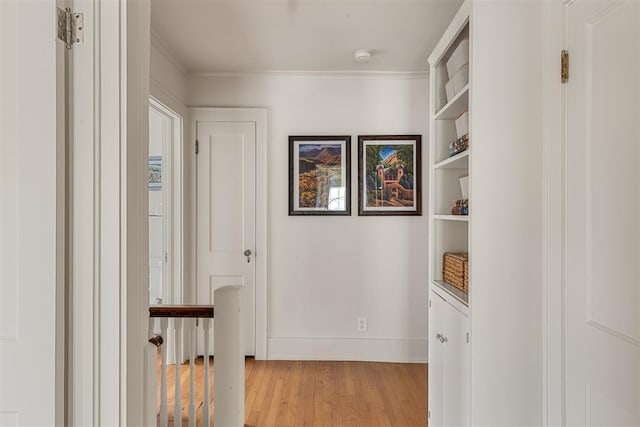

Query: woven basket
[[464, 261, 469, 290], [443, 252, 469, 293]]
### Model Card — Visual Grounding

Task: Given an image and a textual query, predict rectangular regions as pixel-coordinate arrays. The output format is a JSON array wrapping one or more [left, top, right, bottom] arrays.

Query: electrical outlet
[[357, 317, 367, 332]]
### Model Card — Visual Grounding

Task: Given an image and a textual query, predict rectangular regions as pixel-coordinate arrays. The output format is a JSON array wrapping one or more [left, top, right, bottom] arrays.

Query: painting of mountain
[[289, 136, 352, 216], [298, 143, 344, 209]]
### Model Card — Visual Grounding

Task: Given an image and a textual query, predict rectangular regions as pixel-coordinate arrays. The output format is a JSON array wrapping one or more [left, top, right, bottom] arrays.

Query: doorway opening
[[148, 97, 184, 305]]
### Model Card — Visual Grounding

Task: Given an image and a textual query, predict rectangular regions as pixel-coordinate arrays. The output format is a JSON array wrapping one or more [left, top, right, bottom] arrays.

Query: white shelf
[[435, 150, 469, 169], [432, 280, 469, 307], [434, 215, 469, 222], [434, 85, 469, 120]]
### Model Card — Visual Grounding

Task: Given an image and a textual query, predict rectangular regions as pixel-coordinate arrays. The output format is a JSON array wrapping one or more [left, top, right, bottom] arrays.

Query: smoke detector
[[353, 49, 372, 63]]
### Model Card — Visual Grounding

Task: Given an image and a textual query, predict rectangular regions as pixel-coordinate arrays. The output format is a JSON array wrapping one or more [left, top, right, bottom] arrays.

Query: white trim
[[427, 0, 470, 65], [542, 1, 567, 426], [188, 70, 429, 80], [123, 0, 152, 425], [68, 0, 134, 423], [267, 337, 428, 363], [150, 79, 187, 111], [189, 107, 269, 360]]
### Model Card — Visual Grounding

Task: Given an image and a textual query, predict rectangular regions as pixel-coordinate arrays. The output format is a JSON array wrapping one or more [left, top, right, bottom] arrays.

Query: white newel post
[[214, 286, 245, 427]]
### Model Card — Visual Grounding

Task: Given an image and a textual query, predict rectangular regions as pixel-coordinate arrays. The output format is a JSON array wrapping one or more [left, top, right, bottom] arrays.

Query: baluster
[[202, 318, 211, 427], [174, 318, 183, 426], [160, 318, 168, 427], [188, 319, 196, 426]]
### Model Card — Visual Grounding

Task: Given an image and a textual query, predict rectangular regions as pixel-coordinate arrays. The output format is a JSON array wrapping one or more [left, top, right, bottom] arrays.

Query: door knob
[[244, 249, 252, 257]]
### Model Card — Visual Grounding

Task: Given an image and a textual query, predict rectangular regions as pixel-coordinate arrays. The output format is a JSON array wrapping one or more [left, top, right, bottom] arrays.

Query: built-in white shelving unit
[[434, 85, 469, 120], [427, 2, 471, 426]]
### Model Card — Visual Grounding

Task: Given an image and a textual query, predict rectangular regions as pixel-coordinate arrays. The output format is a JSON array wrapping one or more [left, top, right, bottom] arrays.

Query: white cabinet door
[[429, 289, 471, 427], [429, 291, 446, 427], [443, 303, 470, 427]]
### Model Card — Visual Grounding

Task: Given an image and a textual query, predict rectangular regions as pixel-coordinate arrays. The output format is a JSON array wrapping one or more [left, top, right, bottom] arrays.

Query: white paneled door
[[0, 0, 61, 425], [197, 121, 256, 355], [566, 1, 640, 425]]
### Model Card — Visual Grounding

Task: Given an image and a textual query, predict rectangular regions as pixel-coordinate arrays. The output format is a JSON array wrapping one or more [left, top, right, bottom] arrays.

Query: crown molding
[[150, 29, 188, 76], [188, 69, 429, 80]]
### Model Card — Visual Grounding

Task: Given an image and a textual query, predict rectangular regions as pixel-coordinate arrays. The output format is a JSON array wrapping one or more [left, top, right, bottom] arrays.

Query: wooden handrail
[[149, 305, 214, 318]]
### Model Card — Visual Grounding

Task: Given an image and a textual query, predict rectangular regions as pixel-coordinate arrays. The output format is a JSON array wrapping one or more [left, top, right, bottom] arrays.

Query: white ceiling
[[150, 0, 463, 73]]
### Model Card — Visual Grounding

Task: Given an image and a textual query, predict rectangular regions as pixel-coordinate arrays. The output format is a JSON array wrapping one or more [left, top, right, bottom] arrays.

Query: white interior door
[[197, 121, 256, 356], [0, 0, 62, 424], [566, 1, 640, 425]]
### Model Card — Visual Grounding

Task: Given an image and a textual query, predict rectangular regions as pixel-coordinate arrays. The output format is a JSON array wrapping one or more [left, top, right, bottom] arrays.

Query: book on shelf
[[448, 134, 469, 157], [451, 199, 469, 215]]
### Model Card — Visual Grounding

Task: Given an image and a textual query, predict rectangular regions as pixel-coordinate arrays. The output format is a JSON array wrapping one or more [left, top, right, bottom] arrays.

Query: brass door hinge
[[195, 140, 199, 155], [57, 7, 84, 49], [561, 50, 569, 83]]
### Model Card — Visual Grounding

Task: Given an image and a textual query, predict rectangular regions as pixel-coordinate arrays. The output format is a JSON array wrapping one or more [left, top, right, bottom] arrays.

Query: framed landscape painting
[[289, 135, 351, 216], [148, 156, 162, 191], [358, 135, 422, 216]]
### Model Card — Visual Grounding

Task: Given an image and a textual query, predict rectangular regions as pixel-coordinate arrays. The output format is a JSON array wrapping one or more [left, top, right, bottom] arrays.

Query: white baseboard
[[267, 337, 428, 363]]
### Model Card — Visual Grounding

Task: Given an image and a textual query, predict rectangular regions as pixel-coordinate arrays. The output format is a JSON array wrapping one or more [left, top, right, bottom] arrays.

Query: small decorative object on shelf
[[445, 39, 469, 78], [443, 252, 469, 293], [448, 134, 469, 157], [444, 39, 470, 103], [455, 110, 469, 138], [459, 175, 469, 199], [452, 199, 469, 215]]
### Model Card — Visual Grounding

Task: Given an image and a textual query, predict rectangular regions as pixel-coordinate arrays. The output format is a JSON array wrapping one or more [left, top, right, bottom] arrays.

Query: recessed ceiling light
[[353, 49, 372, 63]]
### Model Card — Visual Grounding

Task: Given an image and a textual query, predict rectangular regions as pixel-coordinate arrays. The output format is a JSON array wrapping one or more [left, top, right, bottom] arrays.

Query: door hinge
[[195, 140, 199, 155], [57, 7, 84, 50], [561, 50, 569, 83], [428, 410, 431, 419], [429, 299, 431, 308], [466, 332, 470, 343]]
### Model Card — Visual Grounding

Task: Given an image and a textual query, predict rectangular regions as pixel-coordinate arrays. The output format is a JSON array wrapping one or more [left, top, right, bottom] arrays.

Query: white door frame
[[190, 107, 269, 360], [542, 1, 568, 426], [67, 0, 151, 424], [149, 96, 184, 305]]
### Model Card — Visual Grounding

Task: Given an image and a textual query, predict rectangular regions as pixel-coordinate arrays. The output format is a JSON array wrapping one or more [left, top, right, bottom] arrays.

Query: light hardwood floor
[[158, 356, 428, 426]]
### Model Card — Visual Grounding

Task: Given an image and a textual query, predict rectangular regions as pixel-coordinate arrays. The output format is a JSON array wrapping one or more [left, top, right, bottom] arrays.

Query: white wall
[[189, 73, 429, 362], [470, 1, 544, 425]]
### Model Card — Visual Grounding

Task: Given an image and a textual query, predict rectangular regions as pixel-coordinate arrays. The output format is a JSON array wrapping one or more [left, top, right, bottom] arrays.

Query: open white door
[[565, 1, 640, 424], [0, 1, 63, 424]]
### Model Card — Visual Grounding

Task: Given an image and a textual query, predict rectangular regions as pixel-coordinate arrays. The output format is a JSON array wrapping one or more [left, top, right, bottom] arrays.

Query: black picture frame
[[289, 135, 351, 216]]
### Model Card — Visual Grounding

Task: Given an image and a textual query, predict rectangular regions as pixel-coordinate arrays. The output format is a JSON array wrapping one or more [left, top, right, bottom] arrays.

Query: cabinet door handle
[[435, 333, 447, 344]]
